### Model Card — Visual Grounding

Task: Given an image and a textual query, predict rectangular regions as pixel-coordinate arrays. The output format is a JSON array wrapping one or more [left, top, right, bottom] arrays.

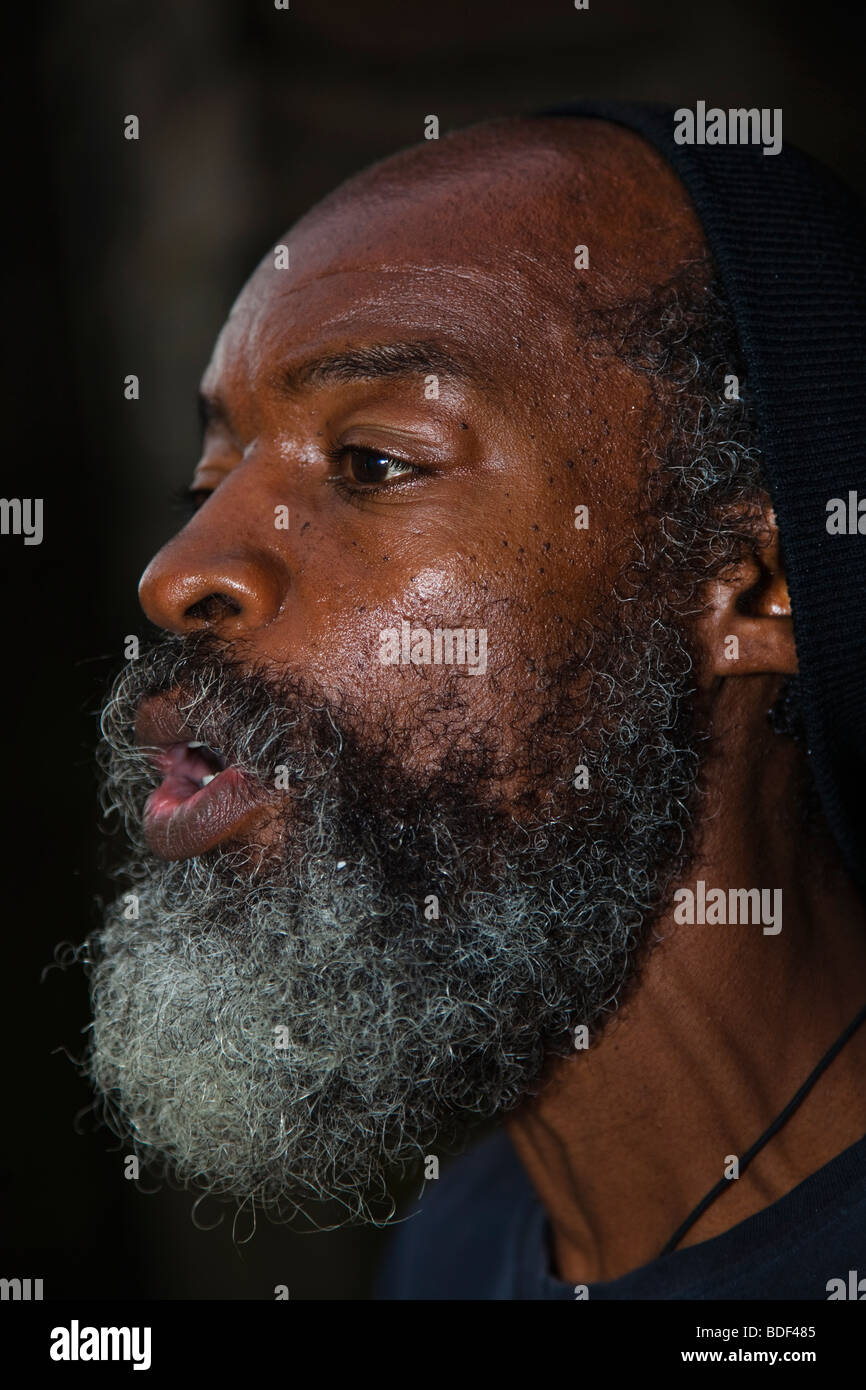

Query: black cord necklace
[[659, 999, 866, 1257]]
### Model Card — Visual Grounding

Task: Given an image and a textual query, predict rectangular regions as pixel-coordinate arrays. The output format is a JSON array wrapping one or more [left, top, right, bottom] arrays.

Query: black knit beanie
[[539, 99, 866, 889]]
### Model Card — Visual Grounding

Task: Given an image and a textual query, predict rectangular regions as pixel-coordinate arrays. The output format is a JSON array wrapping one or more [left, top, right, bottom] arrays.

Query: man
[[87, 103, 866, 1299]]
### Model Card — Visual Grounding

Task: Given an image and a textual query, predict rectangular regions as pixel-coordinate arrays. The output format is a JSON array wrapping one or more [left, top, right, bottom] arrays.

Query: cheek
[[246, 485, 621, 782], [251, 585, 547, 781]]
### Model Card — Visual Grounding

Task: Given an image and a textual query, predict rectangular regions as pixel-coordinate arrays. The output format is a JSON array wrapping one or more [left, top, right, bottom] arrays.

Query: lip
[[136, 694, 273, 860]]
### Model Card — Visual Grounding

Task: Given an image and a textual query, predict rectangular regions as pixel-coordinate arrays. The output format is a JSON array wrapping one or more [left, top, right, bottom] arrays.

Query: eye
[[171, 485, 213, 520], [342, 448, 417, 487]]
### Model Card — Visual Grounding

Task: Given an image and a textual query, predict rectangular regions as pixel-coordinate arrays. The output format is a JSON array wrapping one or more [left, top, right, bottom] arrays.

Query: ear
[[694, 507, 798, 683]]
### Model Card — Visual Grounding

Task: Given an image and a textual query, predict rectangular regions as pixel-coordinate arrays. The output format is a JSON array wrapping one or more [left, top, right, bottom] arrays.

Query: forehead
[[205, 119, 704, 396]]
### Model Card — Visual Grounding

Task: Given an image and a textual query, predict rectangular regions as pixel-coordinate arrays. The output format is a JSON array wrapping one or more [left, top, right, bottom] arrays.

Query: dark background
[[4, 0, 864, 1300]]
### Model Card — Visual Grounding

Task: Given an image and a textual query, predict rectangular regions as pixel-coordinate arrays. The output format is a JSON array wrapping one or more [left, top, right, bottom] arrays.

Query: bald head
[[290, 116, 708, 311], [223, 117, 711, 420]]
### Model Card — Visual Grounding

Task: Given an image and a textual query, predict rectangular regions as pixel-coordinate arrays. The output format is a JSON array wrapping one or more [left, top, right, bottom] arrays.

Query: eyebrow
[[277, 339, 484, 397], [197, 339, 484, 438], [198, 392, 223, 434]]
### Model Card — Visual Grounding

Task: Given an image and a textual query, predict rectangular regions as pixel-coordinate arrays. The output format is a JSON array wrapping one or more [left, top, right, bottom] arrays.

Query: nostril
[[184, 591, 244, 624]]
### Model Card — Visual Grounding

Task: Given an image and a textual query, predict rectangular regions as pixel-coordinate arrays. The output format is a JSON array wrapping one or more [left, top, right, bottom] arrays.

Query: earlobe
[[696, 516, 798, 682]]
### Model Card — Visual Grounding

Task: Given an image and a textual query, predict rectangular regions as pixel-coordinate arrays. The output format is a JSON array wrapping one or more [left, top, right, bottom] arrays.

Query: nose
[[138, 520, 289, 638]]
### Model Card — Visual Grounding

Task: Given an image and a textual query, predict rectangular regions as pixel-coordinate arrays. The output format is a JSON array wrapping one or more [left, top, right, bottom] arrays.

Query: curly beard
[[84, 581, 702, 1228]]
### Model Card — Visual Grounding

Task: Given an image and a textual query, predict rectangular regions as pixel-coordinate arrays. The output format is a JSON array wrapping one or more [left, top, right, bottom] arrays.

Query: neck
[[506, 695, 866, 1285]]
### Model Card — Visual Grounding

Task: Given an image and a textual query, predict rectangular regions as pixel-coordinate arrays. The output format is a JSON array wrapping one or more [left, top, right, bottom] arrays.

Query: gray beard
[[85, 598, 701, 1226]]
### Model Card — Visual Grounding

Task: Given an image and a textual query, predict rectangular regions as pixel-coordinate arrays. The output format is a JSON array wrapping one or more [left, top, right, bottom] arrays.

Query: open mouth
[[135, 698, 274, 861], [149, 740, 228, 803]]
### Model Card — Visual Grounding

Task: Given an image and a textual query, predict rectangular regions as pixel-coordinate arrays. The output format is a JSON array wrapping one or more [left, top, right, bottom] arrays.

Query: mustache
[[97, 630, 503, 872], [97, 631, 350, 839], [103, 630, 348, 759]]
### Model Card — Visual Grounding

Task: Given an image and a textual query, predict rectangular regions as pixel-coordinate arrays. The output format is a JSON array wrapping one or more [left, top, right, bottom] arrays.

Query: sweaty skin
[[138, 118, 866, 1284]]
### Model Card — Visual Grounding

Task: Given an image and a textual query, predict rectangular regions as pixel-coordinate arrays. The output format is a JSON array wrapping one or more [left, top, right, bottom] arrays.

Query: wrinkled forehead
[[210, 118, 707, 391]]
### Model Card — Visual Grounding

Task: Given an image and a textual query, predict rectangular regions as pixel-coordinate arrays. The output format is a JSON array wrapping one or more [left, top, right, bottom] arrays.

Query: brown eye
[[345, 448, 414, 486]]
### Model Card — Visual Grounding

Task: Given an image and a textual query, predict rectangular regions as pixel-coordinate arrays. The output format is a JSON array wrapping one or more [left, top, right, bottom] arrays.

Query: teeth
[[200, 774, 217, 787], [188, 741, 205, 749]]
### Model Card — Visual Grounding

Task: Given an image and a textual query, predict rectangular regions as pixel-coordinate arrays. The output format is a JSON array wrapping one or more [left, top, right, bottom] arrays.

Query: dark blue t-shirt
[[374, 1126, 866, 1299]]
